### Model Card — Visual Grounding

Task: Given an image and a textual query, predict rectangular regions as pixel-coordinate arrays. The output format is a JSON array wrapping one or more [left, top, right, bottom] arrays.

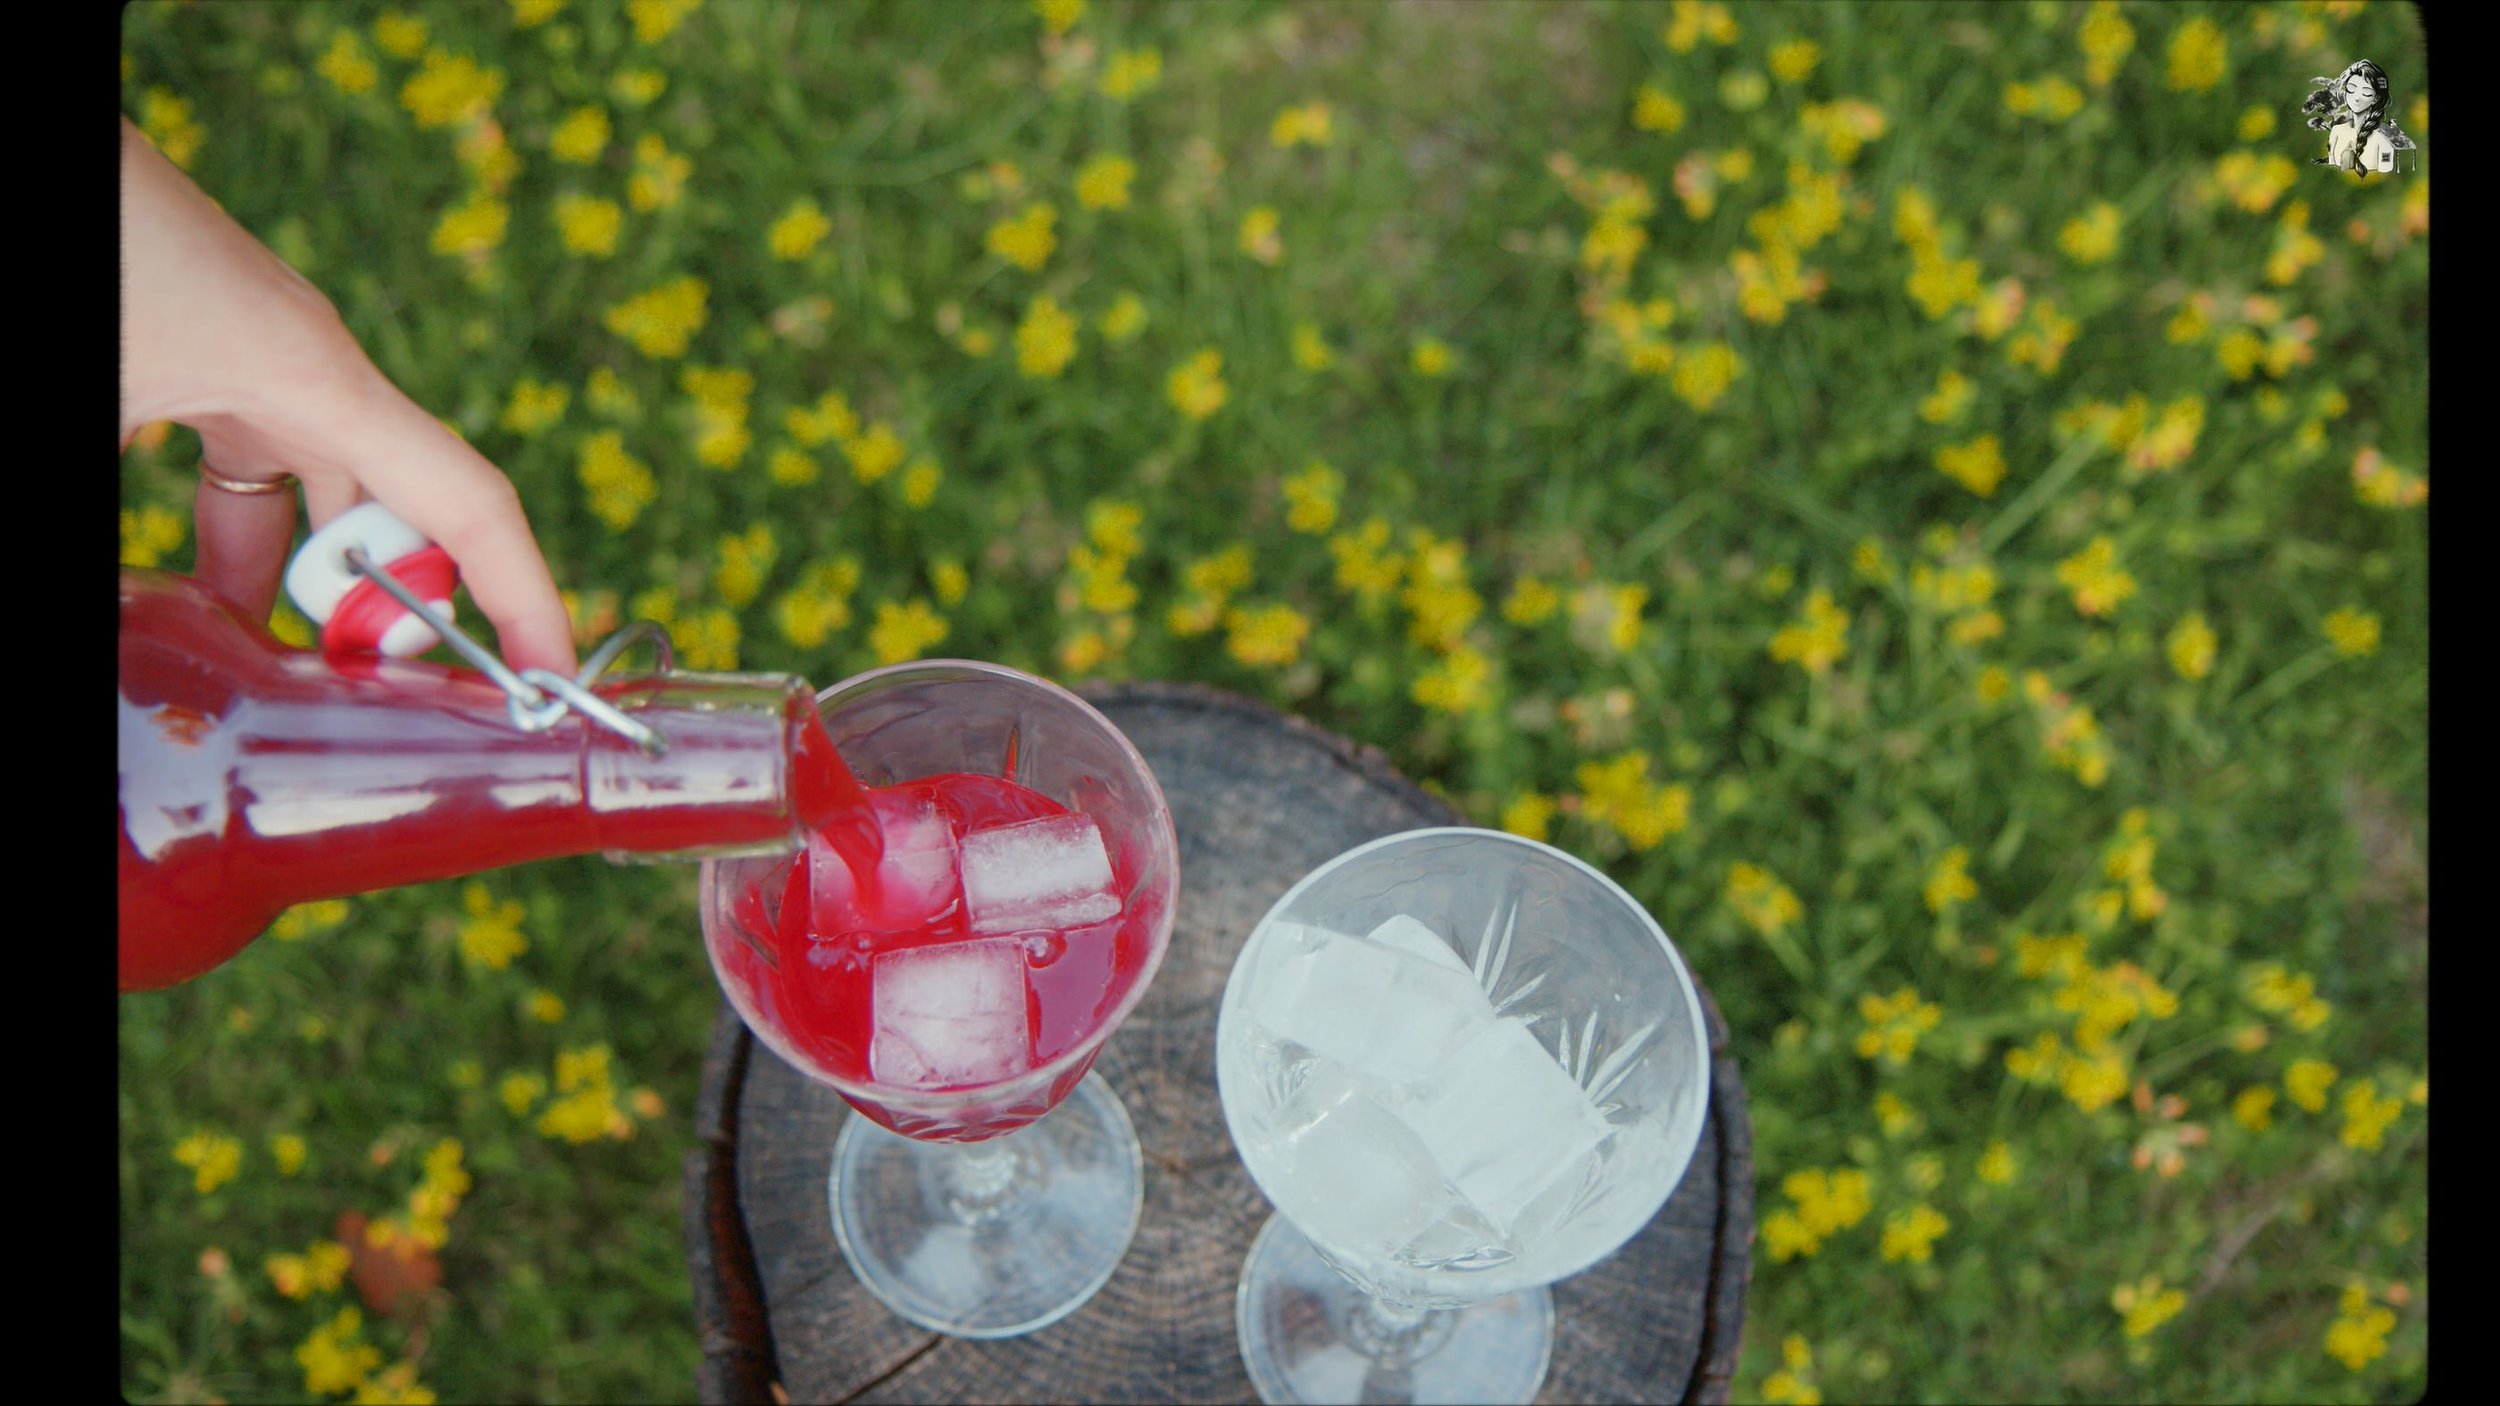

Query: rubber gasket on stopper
[[322, 545, 459, 656]]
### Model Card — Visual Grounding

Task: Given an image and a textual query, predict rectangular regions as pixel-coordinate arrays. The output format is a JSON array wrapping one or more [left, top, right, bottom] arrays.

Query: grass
[[120, 1, 2427, 1401]]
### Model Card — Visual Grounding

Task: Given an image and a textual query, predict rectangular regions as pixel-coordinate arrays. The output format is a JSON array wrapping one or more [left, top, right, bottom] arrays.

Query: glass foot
[[1235, 1214, 1554, 1405], [829, 1071, 1143, 1338]]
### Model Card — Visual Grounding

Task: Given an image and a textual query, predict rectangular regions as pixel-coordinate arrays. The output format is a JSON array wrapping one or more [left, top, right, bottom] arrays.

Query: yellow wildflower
[[1100, 47, 1161, 101], [1663, 0, 1740, 53], [2324, 1284, 2398, 1371], [1504, 577, 1561, 625], [869, 599, 949, 665], [513, 0, 567, 25], [2055, 537, 2136, 617], [400, 49, 502, 129], [1633, 85, 1686, 134], [1500, 793, 1555, 842], [605, 276, 709, 358], [2166, 612, 2216, 681], [458, 882, 528, 970], [611, 68, 667, 105], [499, 379, 569, 436], [1167, 349, 1229, 420], [1224, 603, 1310, 669], [1411, 646, 1494, 715], [1292, 323, 1334, 371], [1924, 847, 1978, 914], [577, 430, 656, 530], [1671, 341, 1740, 410], [2059, 202, 2120, 264], [677, 607, 740, 672], [1726, 862, 1804, 935], [1270, 102, 1332, 147], [1880, 1204, 1948, 1263], [553, 193, 621, 257], [628, 132, 691, 211], [1237, 205, 1285, 265], [549, 105, 609, 164], [173, 1129, 243, 1195], [430, 191, 508, 259], [1934, 434, 2006, 497], [1918, 370, 1972, 425], [1977, 1141, 2015, 1185], [2112, 1276, 2187, 1337], [1769, 39, 1820, 83], [529, 990, 565, 1024], [298, 1308, 383, 1397], [767, 445, 818, 486], [1076, 152, 1135, 210], [1097, 292, 1147, 341], [373, 12, 428, 59], [1855, 986, 1943, 1064], [1282, 462, 1341, 534], [930, 559, 969, 607], [270, 1133, 308, 1177], [2166, 16, 2226, 92], [318, 31, 379, 95], [2340, 1080, 2403, 1151], [2285, 1058, 2338, 1113], [712, 524, 775, 608], [901, 459, 941, 507], [768, 198, 831, 260], [2079, 1, 2134, 86], [1760, 1334, 1822, 1405], [119, 504, 186, 570], [2323, 608, 2381, 657], [1768, 589, 1849, 674], [1016, 295, 1080, 379], [1034, 0, 1083, 35], [987, 202, 1057, 271], [1576, 752, 1690, 850], [1411, 337, 1452, 377], [2350, 447, 2428, 509], [627, 0, 703, 44]]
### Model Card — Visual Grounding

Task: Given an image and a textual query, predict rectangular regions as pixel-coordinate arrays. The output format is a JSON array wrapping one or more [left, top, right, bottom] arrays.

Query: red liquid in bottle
[[707, 770, 1164, 1142], [118, 570, 866, 991]]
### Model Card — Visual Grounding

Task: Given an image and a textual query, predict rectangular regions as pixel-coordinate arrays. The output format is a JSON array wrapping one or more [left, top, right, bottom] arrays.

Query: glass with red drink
[[699, 660, 1179, 1338]]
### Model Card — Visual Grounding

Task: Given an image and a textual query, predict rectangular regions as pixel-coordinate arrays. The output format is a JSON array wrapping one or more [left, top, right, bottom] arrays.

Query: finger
[[316, 387, 578, 676], [190, 448, 300, 623]]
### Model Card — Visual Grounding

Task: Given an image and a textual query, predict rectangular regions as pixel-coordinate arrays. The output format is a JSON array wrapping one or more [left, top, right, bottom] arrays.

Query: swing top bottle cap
[[283, 502, 460, 657]]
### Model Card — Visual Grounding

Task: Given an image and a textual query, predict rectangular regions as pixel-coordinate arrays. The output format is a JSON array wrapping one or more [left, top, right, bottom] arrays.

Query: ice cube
[[960, 813, 1121, 936], [1358, 914, 1474, 978], [868, 938, 1033, 1089], [1272, 1063, 1457, 1258], [812, 790, 961, 939], [1252, 927, 1494, 1085], [1396, 1016, 1614, 1235]]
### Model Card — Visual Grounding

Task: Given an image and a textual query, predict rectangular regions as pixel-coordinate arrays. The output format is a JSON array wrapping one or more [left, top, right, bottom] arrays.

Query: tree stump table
[[686, 682, 1754, 1403]]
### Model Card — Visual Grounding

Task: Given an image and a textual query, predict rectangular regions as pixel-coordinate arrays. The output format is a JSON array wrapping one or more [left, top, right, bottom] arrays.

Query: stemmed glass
[[1216, 828, 1711, 1404], [701, 661, 1179, 1338]]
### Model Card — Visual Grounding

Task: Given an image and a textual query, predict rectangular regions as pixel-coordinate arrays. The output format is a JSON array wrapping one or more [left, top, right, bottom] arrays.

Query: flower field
[[119, 2, 2427, 1401]]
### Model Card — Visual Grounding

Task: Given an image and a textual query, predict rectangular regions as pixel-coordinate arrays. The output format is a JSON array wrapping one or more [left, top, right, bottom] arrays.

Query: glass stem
[[936, 1135, 1035, 1227], [1344, 1292, 1454, 1366]]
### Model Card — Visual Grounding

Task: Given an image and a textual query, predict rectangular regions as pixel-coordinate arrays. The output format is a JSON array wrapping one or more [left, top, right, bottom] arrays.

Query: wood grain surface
[[687, 682, 1753, 1404]]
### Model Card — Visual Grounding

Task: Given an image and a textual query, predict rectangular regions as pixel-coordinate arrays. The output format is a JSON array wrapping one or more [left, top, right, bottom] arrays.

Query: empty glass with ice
[[1216, 828, 1712, 1404], [701, 661, 1179, 1338]]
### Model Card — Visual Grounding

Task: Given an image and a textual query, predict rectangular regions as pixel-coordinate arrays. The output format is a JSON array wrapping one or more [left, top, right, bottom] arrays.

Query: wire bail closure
[[343, 546, 674, 757]]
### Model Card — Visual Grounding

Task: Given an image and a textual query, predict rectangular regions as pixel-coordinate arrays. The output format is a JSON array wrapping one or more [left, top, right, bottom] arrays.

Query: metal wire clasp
[[343, 546, 675, 757]]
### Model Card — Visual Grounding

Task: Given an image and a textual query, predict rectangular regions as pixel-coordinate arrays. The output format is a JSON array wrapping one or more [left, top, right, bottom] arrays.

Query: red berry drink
[[708, 768, 1168, 1142]]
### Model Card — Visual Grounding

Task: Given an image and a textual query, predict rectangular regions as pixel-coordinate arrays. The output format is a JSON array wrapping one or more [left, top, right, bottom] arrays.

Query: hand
[[119, 117, 577, 675]]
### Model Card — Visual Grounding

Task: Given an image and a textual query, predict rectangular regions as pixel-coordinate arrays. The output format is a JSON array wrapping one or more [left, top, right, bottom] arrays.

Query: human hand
[[119, 117, 576, 675]]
